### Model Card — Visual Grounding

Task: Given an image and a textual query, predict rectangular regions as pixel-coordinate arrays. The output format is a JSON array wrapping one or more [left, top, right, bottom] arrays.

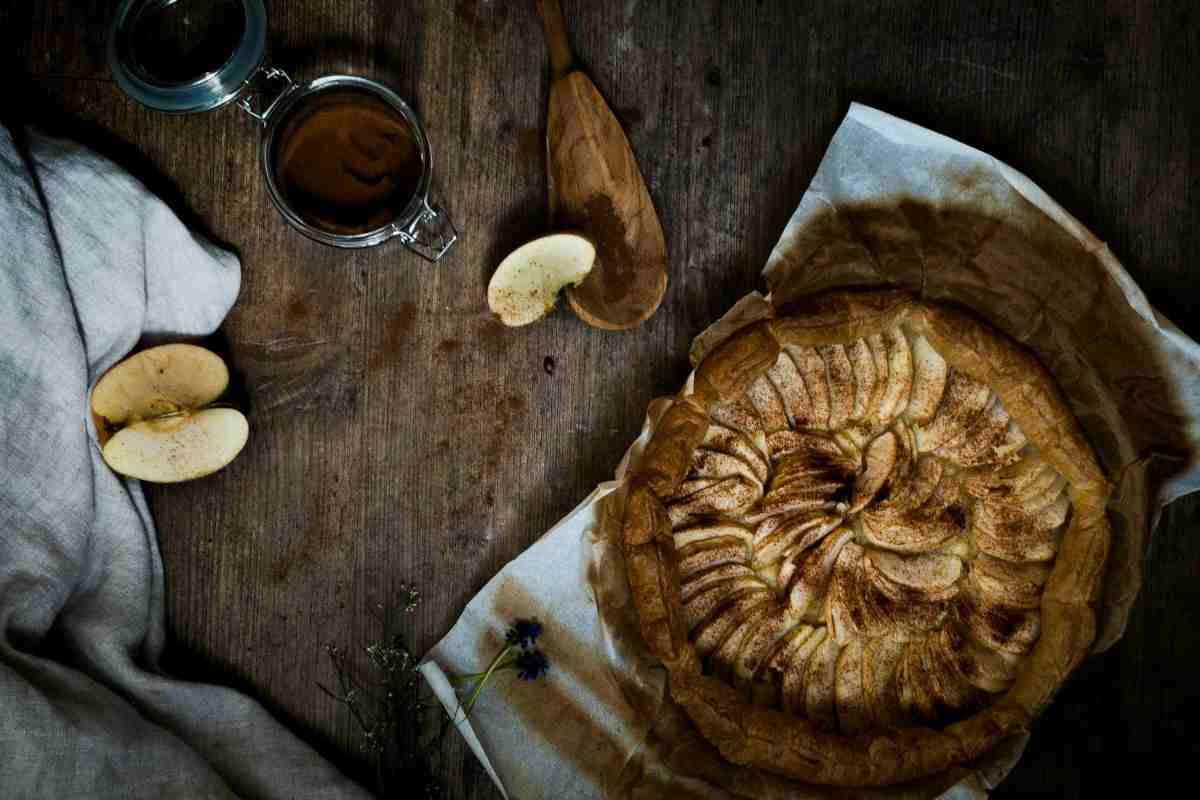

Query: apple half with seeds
[[91, 344, 249, 483], [487, 232, 596, 326]]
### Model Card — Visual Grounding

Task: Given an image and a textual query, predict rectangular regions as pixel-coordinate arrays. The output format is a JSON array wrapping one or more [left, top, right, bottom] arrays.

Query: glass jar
[[108, 0, 457, 261]]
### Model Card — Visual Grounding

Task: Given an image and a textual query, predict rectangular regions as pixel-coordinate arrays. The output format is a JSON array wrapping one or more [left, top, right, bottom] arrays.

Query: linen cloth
[[0, 125, 370, 799]]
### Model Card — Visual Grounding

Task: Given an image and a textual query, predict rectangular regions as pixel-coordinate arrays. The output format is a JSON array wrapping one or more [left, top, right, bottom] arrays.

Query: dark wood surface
[[5, 1, 1198, 797]]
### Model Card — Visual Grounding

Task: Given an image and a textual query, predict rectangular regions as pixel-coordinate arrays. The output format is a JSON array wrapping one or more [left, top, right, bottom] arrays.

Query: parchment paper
[[420, 103, 1200, 798]]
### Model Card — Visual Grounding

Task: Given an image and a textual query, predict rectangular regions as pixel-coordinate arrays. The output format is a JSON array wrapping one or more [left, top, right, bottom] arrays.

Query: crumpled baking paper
[[419, 103, 1200, 798]]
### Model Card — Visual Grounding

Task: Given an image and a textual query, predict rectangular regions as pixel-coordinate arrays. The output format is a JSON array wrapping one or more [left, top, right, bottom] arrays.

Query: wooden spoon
[[535, 0, 667, 330]]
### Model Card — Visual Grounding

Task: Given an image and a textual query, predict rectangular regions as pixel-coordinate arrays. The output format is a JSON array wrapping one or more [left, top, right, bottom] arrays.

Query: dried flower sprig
[[319, 585, 443, 798], [450, 618, 550, 720], [322, 597, 551, 796]]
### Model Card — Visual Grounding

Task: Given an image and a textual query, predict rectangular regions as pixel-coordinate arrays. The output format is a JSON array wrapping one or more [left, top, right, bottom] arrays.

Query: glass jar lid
[[108, 0, 268, 114]]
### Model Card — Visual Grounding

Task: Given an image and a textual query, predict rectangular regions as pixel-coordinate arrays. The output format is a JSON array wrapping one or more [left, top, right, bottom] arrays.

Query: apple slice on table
[[91, 344, 248, 483], [487, 232, 596, 326]]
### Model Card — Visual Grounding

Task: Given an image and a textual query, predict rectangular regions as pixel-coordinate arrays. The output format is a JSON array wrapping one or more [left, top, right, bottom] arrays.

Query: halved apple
[[486, 232, 596, 326], [91, 344, 248, 483]]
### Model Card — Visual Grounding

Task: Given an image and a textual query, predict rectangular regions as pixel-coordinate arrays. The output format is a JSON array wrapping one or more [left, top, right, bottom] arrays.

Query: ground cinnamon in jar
[[271, 89, 423, 236]]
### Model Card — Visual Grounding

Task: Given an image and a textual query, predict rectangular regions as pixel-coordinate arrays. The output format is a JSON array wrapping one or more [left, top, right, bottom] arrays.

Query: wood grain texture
[[2, 1, 1196, 797]]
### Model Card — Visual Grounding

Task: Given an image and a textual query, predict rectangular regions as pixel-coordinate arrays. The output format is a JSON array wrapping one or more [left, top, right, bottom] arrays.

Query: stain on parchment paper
[[471, 581, 634, 794], [1114, 376, 1193, 428]]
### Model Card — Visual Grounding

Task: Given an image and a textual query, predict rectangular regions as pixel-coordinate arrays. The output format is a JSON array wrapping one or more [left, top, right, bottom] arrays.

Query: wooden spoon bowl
[[536, 0, 668, 330]]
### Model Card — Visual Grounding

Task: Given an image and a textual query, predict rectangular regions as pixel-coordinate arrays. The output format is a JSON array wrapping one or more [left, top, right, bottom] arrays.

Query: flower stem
[[448, 655, 519, 685], [454, 644, 514, 721]]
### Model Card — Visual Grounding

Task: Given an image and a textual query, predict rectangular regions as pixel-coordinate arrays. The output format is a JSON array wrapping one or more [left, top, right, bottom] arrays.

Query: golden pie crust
[[622, 290, 1112, 787]]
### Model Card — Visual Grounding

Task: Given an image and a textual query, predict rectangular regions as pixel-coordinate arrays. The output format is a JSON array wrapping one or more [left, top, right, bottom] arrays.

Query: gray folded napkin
[[0, 125, 371, 800]]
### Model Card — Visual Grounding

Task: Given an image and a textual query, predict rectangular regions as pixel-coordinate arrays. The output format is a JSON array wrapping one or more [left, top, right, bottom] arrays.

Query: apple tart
[[622, 290, 1111, 787]]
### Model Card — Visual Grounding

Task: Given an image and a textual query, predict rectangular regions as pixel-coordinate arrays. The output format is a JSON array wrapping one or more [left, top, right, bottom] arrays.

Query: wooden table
[[5, 1, 1198, 797]]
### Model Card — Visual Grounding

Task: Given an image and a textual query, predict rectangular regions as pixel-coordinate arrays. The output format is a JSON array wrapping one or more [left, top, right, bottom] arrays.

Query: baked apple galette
[[622, 291, 1111, 787]]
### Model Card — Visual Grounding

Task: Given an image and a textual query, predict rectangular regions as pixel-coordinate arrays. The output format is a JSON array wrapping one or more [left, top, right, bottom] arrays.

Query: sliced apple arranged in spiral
[[860, 455, 967, 553], [826, 543, 948, 644], [863, 550, 963, 604], [639, 313, 1100, 746], [795, 633, 839, 730], [91, 344, 248, 483], [771, 625, 826, 713]]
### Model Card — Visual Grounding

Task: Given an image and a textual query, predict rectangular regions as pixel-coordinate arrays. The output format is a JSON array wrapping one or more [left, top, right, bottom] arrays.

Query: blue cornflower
[[505, 619, 543, 649], [515, 648, 550, 681], [452, 619, 550, 720]]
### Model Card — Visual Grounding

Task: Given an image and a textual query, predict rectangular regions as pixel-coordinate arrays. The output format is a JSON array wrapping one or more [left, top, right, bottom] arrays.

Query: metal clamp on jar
[[109, 0, 458, 261]]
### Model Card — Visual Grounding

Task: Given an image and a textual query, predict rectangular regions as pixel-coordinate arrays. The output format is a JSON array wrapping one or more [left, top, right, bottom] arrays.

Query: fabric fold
[[0, 125, 370, 800]]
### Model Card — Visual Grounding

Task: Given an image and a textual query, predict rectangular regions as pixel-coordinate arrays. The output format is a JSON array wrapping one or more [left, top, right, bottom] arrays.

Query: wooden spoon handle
[[535, 0, 574, 79]]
